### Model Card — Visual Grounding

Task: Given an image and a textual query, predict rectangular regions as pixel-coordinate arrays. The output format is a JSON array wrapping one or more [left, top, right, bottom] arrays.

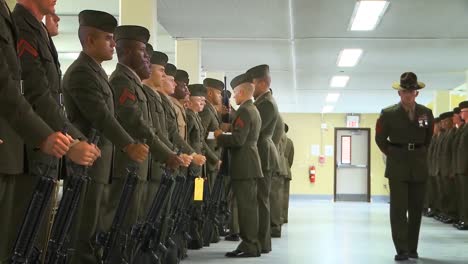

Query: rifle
[[201, 168, 226, 245], [96, 161, 139, 264], [162, 170, 197, 264], [44, 129, 100, 264], [127, 168, 174, 264], [10, 128, 67, 264]]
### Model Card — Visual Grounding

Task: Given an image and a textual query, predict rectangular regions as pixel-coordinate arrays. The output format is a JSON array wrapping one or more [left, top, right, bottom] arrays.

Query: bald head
[[233, 83, 254, 105], [78, 26, 98, 47]]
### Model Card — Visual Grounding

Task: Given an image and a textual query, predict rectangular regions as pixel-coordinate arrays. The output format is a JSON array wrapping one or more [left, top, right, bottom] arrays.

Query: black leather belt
[[389, 143, 424, 151]]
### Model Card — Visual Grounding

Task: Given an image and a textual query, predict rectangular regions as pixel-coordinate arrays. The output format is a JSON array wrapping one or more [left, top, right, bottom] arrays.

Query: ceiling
[[55, 0, 468, 113]]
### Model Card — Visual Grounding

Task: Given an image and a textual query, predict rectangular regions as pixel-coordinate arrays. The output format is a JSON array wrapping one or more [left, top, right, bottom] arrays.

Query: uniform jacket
[[254, 91, 280, 174], [375, 103, 434, 182], [109, 63, 172, 180], [63, 52, 134, 183], [0, 1, 52, 174], [13, 4, 85, 175], [142, 84, 174, 181], [199, 101, 222, 171], [217, 99, 263, 180], [284, 136, 295, 180]]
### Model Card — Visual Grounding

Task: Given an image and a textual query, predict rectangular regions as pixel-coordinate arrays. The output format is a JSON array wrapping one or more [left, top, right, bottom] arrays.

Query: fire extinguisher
[[309, 165, 316, 183]]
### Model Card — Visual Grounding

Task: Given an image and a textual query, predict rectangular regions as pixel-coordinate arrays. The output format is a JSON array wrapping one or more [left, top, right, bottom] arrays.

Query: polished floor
[[185, 197, 468, 264]]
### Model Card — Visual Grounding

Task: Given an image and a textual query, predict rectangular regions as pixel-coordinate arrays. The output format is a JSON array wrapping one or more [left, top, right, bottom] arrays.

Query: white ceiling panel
[[158, 0, 290, 38]]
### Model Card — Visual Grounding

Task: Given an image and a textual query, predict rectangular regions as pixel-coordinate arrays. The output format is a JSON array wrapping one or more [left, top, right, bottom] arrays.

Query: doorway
[[334, 128, 371, 202]]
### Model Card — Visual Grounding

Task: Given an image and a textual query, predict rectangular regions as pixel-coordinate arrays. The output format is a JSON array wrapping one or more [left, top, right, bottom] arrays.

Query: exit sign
[[346, 115, 360, 128]]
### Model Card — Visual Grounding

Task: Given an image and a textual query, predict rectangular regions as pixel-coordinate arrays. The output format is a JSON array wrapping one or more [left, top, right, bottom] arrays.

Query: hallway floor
[[184, 197, 468, 264]]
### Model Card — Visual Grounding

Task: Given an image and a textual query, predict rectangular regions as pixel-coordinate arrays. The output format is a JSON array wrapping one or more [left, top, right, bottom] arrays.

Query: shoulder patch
[[17, 39, 38, 58], [119, 88, 136, 105], [234, 117, 245, 129], [376, 117, 383, 135]]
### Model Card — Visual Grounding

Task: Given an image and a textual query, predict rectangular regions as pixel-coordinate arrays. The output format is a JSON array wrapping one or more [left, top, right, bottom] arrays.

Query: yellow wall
[[283, 113, 388, 197]]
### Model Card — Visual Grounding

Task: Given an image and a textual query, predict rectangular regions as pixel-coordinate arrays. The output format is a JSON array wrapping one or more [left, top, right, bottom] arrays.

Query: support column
[[433, 91, 450, 116], [176, 40, 201, 84], [5, 0, 14, 9], [119, 0, 157, 43]]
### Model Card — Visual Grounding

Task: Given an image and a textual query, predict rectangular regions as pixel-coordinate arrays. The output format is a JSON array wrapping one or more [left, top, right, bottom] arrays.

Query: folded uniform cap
[[175, 69, 189, 84], [439, 111, 453, 120], [79, 10, 118, 33], [230, 73, 252, 89], [145, 43, 154, 57], [453, 107, 461, 114], [203, 78, 224, 91], [246, 64, 270, 79], [150, 51, 168, 66], [165, 63, 177, 77], [114, 25, 150, 43], [188, 84, 207, 97], [459, 100, 468, 110]]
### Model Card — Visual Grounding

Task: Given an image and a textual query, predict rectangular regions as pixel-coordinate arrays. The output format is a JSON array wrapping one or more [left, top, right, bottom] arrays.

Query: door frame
[[333, 127, 371, 202]]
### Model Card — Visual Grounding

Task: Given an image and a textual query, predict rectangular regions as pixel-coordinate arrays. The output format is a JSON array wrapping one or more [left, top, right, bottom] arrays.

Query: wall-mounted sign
[[346, 115, 360, 128]]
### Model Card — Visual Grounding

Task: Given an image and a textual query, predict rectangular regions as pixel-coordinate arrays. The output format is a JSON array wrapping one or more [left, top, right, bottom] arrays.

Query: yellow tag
[[194, 177, 204, 201]]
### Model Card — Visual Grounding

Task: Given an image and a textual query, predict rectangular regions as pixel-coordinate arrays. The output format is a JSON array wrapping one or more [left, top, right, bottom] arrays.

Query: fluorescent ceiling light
[[58, 52, 80, 60], [322, 105, 334, 113], [326, 93, 340, 103], [349, 0, 389, 31], [330, 76, 350, 88], [337, 49, 363, 67]]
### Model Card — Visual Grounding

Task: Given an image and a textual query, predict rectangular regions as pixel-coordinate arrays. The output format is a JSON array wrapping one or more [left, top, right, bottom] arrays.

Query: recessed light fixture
[[322, 105, 335, 113], [349, 0, 389, 31], [337, 49, 363, 67], [330, 76, 350, 88], [326, 93, 341, 103], [58, 52, 80, 60]]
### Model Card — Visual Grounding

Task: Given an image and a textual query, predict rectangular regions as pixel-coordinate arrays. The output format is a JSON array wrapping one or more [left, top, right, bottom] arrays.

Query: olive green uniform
[[282, 136, 294, 223], [0, 1, 54, 260], [108, 63, 173, 236], [270, 115, 286, 236], [375, 103, 433, 255], [12, 3, 85, 257], [254, 91, 280, 252], [456, 124, 468, 225], [63, 52, 135, 264], [217, 99, 263, 256]]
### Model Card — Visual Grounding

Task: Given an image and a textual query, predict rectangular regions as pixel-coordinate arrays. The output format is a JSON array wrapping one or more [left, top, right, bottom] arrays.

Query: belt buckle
[[408, 143, 415, 151]]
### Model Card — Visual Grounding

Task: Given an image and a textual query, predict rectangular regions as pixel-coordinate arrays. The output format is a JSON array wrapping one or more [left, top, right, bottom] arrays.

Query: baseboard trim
[[290, 194, 389, 203]]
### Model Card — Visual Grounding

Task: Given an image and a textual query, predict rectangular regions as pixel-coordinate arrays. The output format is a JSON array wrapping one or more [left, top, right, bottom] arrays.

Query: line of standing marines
[[0, 1, 295, 263]]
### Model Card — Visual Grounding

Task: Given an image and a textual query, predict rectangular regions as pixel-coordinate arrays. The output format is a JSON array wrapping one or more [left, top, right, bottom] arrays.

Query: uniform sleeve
[[185, 113, 202, 153], [111, 77, 173, 161], [375, 110, 390, 155], [166, 106, 194, 154], [0, 47, 52, 146], [424, 110, 434, 147], [272, 116, 284, 147], [287, 139, 294, 167], [202, 140, 219, 162], [257, 101, 277, 133], [217, 108, 250, 147], [64, 69, 134, 150], [17, 31, 85, 140]]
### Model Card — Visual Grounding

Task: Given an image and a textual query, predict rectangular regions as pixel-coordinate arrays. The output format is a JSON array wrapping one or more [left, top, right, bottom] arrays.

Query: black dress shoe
[[225, 233, 240, 241], [394, 253, 409, 261], [271, 233, 281, 238], [261, 249, 271, 254], [442, 217, 455, 224], [225, 250, 259, 258], [425, 211, 435, 217], [408, 252, 419, 259], [457, 222, 468, 230]]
